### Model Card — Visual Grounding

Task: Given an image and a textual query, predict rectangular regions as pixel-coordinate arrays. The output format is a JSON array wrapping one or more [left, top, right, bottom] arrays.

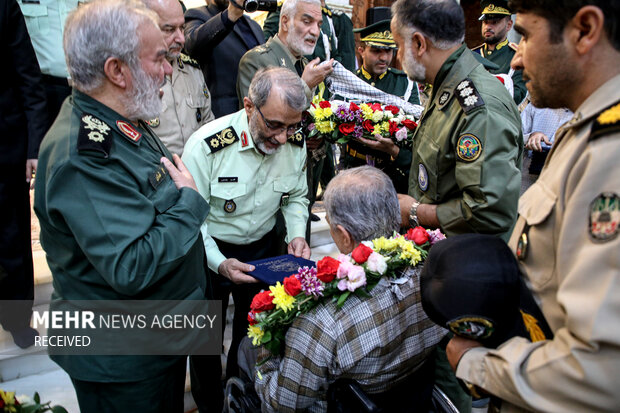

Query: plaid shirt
[[255, 267, 447, 412]]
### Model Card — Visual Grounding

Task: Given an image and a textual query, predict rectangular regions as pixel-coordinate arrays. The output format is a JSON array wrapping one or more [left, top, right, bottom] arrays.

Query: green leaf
[[261, 331, 272, 343], [20, 405, 40, 413], [336, 292, 351, 308], [33, 392, 41, 404], [51, 406, 69, 413], [336, 137, 349, 144]]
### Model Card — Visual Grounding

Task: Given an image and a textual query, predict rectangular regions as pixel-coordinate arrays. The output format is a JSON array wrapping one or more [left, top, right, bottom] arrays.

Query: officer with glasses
[[182, 67, 310, 407]]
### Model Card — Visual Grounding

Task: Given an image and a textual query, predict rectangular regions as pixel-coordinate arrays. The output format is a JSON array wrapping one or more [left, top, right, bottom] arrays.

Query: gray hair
[[279, 0, 321, 33], [248, 67, 307, 111], [391, 0, 465, 50], [324, 166, 401, 243], [63, 0, 159, 93]]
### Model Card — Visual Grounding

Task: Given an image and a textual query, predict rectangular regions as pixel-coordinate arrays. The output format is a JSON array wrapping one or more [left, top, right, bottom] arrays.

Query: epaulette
[[590, 101, 620, 142], [205, 127, 239, 153], [288, 130, 305, 147], [321, 6, 332, 16], [509, 42, 518, 52], [77, 113, 112, 157], [454, 78, 485, 114], [178, 53, 200, 69], [253, 45, 270, 54]]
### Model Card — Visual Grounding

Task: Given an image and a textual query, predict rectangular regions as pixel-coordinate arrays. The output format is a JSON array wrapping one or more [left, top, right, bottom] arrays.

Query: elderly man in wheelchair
[[225, 166, 455, 412]]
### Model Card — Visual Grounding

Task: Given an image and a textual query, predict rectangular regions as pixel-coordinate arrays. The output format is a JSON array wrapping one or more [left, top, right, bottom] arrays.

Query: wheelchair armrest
[[327, 378, 383, 413]]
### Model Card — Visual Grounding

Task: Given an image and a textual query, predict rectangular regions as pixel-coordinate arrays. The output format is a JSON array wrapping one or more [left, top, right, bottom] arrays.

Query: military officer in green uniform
[[339, 18, 420, 194], [262, 0, 356, 72], [33, 1, 209, 412], [391, 1, 523, 411], [143, 0, 214, 157], [183, 67, 310, 392], [471, 0, 527, 104]]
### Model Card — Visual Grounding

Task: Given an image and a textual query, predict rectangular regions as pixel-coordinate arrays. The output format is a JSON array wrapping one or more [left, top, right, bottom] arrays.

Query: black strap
[[294, 59, 304, 77]]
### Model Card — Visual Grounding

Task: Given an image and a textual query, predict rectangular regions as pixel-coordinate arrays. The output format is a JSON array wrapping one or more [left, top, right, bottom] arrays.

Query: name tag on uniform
[[218, 177, 238, 183], [149, 163, 168, 189]]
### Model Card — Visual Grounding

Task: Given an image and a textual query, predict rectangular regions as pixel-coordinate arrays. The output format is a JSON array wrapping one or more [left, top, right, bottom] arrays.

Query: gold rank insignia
[[288, 130, 305, 147], [590, 101, 620, 141], [147, 118, 160, 128], [205, 127, 239, 153], [77, 113, 112, 157]]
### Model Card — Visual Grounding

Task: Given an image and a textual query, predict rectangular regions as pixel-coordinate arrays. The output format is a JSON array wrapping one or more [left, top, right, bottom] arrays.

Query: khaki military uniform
[[457, 74, 620, 412], [410, 45, 523, 241], [472, 39, 527, 104], [147, 54, 214, 156], [237, 35, 312, 106]]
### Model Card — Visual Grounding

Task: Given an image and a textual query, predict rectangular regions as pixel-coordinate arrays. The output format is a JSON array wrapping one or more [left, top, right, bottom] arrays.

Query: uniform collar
[[431, 45, 479, 111], [360, 66, 387, 81], [232, 109, 257, 152], [485, 38, 509, 53], [272, 34, 302, 67], [72, 89, 147, 145], [570, 74, 620, 128]]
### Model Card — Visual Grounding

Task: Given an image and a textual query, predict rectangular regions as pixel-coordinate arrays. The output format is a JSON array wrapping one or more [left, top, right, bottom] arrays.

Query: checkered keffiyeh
[[254, 267, 447, 412], [325, 61, 424, 118]]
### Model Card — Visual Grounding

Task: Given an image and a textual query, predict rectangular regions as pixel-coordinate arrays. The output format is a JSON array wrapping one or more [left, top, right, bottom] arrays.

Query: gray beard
[[123, 65, 163, 121]]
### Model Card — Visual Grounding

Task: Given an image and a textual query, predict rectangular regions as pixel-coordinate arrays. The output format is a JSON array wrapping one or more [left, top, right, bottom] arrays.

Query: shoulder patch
[[288, 130, 305, 147], [456, 133, 482, 162], [455, 78, 485, 114], [590, 101, 620, 142], [205, 127, 239, 153], [589, 192, 620, 242], [77, 114, 112, 157], [179, 53, 200, 69], [509, 42, 518, 52]]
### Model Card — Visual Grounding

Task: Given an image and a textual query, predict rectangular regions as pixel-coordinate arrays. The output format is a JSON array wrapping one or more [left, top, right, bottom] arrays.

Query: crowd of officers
[[1, 0, 619, 411]]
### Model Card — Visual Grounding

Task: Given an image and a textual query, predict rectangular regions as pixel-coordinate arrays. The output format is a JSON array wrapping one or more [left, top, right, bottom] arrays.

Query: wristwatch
[[408, 201, 420, 228]]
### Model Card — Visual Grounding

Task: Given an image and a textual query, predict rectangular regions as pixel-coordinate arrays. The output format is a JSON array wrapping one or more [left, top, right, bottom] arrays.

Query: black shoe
[[310, 213, 321, 222], [11, 327, 38, 349]]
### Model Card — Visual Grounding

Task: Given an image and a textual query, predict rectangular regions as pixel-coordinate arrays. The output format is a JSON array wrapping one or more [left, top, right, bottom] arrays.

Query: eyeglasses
[[254, 105, 301, 136]]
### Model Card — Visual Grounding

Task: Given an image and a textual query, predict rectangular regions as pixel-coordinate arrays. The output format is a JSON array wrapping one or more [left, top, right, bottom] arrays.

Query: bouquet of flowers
[[0, 389, 68, 413], [247, 228, 446, 356], [303, 98, 418, 149]]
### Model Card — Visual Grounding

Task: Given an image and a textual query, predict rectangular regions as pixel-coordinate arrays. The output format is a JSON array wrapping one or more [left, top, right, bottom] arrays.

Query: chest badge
[[457, 134, 482, 162], [516, 232, 528, 260], [147, 118, 160, 128], [418, 163, 429, 192], [439, 91, 450, 106], [589, 192, 620, 242], [224, 199, 237, 213]]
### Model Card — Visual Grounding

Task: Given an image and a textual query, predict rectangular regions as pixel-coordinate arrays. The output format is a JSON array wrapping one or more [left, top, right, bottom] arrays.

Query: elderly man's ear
[[331, 223, 356, 254]]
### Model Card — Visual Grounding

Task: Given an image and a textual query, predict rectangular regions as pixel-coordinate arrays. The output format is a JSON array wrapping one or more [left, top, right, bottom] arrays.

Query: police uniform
[[182, 108, 308, 379], [472, 0, 527, 104], [237, 35, 312, 106], [410, 45, 523, 241], [33, 90, 209, 410], [147, 54, 214, 156], [262, 3, 356, 72], [456, 75, 620, 412]]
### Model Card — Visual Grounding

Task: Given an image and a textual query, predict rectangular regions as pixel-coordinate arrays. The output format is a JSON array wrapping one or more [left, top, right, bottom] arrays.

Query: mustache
[[304, 35, 318, 42]]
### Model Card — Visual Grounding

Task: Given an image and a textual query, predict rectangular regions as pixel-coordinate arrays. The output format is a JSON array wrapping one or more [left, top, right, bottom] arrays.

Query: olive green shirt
[[34, 90, 209, 381], [410, 45, 523, 241]]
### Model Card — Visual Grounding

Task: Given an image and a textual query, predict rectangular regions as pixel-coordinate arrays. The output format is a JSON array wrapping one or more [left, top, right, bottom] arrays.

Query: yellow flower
[[0, 390, 17, 412], [315, 120, 335, 133], [397, 240, 422, 265], [248, 324, 264, 346], [360, 104, 374, 120], [270, 282, 295, 312], [373, 236, 399, 252], [371, 110, 384, 123], [314, 107, 333, 121]]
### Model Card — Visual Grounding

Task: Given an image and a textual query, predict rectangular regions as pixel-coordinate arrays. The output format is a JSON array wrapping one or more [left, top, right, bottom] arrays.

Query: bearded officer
[[33, 0, 209, 411], [182, 67, 310, 392], [142, 0, 214, 156], [471, 0, 527, 104]]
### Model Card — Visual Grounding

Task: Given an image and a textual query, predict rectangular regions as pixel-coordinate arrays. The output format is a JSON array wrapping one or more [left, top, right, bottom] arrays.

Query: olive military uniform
[[262, 3, 356, 72], [472, 39, 527, 105], [410, 45, 523, 241], [457, 73, 620, 413], [147, 53, 214, 157], [34, 90, 209, 411]]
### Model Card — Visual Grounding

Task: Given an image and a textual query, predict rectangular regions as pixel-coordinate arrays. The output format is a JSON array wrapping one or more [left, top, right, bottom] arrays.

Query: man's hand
[[356, 135, 400, 159], [227, 0, 245, 21], [288, 237, 311, 259], [306, 136, 324, 151], [161, 154, 198, 191], [301, 58, 334, 90], [398, 193, 416, 228], [26, 159, 37, 189], [218, 258, 259, 284], [525, 132, 551, 152], [446, 335, 483, 371]]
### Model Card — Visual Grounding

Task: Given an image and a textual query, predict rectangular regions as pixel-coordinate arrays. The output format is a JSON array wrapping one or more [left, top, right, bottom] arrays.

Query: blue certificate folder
[[247, 254, 316, 285]]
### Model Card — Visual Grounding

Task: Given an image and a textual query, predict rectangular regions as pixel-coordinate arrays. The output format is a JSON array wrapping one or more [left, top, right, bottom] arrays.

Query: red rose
[[401, 119, 418, 130], [389, 120, 400, 135], [317, 256, 340, 283], [370, 103, 382, 111], [283, 274, 302, 296], [319, 100, 331, 109], [247, 311, 257, 326], [362, 120, 374, 133], [385, 105, 400, 115], [250, 290, 275, 312], [405, 226, 429, 245], [339, 123, 355, 135], [351, 243, 374, 264], [349, 102, 360, 112]]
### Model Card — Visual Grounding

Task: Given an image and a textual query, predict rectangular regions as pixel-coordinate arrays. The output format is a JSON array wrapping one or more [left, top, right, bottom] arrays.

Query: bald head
[[142, 0, 185, 59]]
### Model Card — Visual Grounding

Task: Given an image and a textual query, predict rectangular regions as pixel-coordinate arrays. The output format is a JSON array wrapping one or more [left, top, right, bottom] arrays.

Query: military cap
[[420, 234, 552, 348], [479, 0, 512, 20], [354, 20, 396, 50]]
